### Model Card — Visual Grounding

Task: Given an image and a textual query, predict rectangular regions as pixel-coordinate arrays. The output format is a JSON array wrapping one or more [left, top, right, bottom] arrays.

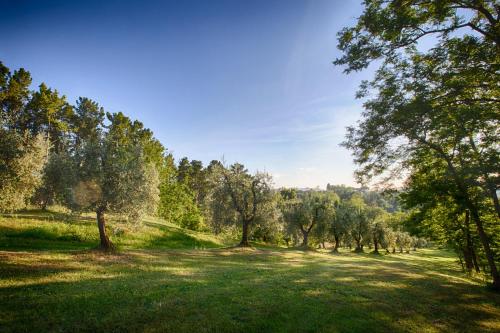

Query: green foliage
[[219, 163, 276, 246], [159, 181, 203, 230], [0, 131, 48, 212], [336, 0, 500, 287], [0, 62, 32, 131], [72, 97, 105, 145], [281, 191, 337, 248], [347, 194, 370, 251], [202, 161, 238, 235], [32, 149, 77, 209], [70, 111, 160, 223], [25, 83, 73, 152]]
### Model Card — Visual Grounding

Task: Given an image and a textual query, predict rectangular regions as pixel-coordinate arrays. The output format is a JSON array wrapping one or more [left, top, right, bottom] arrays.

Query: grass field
[[1, 211, 499, 332]]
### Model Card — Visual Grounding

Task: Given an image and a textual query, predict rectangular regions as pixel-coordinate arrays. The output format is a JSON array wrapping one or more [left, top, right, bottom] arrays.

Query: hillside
[[1, 211, 500, 333], [0, 210, 225, 251]]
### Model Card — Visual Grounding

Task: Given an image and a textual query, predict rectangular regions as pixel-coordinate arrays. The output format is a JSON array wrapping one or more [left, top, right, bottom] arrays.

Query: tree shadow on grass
[[1, 210, 94, 223], [0, 225, 95, 251], [143, 223, 221, 250], [1, 248, 500, 332]]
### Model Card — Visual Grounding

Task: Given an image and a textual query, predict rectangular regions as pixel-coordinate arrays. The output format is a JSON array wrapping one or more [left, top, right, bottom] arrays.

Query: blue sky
[[1, 0, 371, 188]]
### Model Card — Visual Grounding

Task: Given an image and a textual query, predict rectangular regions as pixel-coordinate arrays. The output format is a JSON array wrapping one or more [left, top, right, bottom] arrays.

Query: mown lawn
[[1, 211, 499, 332]]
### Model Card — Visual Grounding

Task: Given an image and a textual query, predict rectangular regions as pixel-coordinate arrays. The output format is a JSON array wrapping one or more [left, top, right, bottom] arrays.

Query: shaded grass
[[0, 211, 224, 251], [1, 211, 499, 332]]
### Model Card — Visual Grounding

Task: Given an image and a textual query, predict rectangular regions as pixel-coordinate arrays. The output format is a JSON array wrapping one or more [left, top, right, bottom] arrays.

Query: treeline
[[334, 1, 500, 289]]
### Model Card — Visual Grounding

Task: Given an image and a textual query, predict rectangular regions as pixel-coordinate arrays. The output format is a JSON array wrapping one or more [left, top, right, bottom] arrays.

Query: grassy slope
[[1, 211, 499, 333]]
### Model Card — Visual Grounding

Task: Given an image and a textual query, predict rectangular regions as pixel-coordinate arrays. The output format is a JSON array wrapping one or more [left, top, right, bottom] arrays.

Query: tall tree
[[25, 83, 74, 153], [0, 62, 32, 131], [71, 110, 160, 250], [336, 0, 500, 288], [158, 155, 203, 230], [0, 63, 49, 212]]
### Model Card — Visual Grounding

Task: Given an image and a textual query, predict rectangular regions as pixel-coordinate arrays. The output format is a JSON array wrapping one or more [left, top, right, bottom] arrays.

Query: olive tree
[[381, 227, 396, 254], [282, 191, 333, 248], [0, 131, 48, 212], [327, 196, 350, 253], [367, 207, 387, 254], [348, 194, 370, 253], [221, 163, 274, 247], [71, 110, 159, 250]]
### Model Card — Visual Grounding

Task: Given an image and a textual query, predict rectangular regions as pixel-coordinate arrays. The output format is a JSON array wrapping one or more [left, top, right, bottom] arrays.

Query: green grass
[[1, 211, 499, 332], [0, 211, 223, 251]]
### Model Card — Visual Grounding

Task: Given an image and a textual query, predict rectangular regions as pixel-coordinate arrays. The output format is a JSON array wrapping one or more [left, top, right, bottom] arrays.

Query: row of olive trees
[[279, 189, 426, 254]]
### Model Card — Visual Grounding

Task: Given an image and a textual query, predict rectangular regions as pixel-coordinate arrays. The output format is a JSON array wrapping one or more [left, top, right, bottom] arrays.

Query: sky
[[1, 0, 372, 189]]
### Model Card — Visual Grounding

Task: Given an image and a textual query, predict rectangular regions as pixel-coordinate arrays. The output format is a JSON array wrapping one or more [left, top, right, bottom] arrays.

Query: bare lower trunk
[[354, 238, 363, 252], [462, 248, 474, 273], [332, 235, 340, 253], [373, 239, 379, 254], [239, 220, 251, 247], [463, 210, 475, 273], [437, 149, 499, 289], [301, 230, 309, 247], [464, 210, 480, 273], [488, 185, 500, 219], [469, 206, 500, 289], [96, 208, 113, 251], [471, 247, 480, 273]]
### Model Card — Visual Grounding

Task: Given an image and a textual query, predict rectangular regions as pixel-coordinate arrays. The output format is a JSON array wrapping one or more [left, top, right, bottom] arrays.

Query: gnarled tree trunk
[[373, 238, 379, 254], [301, 228, 309, 247], [354, 236, 363, 252], [332, 234, 340, 253], [239, 220, 251, 247], [96, 208, 113, 251], [299, 222, 315, 248]]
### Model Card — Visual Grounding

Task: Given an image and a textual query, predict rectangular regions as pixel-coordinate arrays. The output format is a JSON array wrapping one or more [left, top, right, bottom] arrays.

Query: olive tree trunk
[[301, 229, 309, 247], [239, 220, 251, 247], [96, 208, 113, 251], [332, 234, 340, 253], [373, 238, 379, 254]]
